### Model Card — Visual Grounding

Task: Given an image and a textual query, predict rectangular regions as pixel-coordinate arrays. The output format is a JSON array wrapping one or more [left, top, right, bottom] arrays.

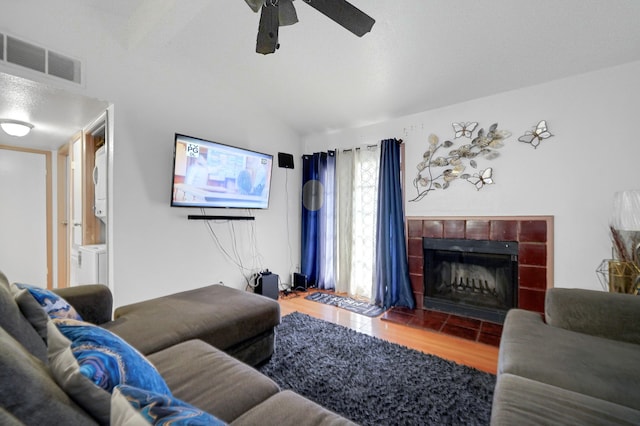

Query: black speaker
[[278, 152, 294, 169], [255, 273, 279, 300], [293, 272, 308, 290]]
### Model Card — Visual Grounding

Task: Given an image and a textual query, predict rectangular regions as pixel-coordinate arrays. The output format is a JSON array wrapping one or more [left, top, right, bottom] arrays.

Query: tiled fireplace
[[407, 216, 553, 317]]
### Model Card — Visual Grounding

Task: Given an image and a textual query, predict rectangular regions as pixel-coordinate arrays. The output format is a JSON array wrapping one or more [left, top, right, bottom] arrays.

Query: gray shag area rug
[[305, 291, 386, 317], [258, 312, 495, 426]]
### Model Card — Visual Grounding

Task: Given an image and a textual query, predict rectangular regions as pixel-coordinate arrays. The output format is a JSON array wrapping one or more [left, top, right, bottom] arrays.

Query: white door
[[0, 147, 48, 286]]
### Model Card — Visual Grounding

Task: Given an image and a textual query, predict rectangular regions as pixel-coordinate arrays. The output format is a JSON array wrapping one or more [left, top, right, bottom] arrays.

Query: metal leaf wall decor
[[409, 122, 511, 202]]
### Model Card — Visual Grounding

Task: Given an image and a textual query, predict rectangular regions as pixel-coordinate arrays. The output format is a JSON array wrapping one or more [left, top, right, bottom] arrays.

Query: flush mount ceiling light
[[0, 119, 34, 137]]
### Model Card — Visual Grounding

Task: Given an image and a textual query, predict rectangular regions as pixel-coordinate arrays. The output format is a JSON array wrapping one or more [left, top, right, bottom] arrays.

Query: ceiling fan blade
[[301, 0, 375, 37], [256, 3, 280, 55], [244, 0, 262, 13], [278, 0, 299, 26]]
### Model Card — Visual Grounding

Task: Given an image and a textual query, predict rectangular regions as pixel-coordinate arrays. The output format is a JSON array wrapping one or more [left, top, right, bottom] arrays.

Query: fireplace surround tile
[[408, 255, 423, 275], [408, 220, 423, 238], [520, 220, 548, 242], [409, 274, 422, 294], [519, 265, 547, 290], [518, 288, 546, 312], [519, 243, 547, 267], [443, 220, 465, 238], [465, 220, 490, 240], [490, 220, 518, 241], [408, 238, 422, 257], [406, 216, 552, 316], [422, 220, 443, 238]]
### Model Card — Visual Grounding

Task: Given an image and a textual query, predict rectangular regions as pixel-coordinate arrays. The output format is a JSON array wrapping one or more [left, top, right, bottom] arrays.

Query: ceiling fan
[[244, 0, 375, 54]]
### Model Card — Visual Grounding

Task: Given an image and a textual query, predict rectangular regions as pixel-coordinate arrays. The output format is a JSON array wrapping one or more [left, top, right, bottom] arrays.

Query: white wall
[[2, 1, 302, 307], [304, 60, 640, 291], [97, 51, 303, 308], [108, 90, 301, 307]]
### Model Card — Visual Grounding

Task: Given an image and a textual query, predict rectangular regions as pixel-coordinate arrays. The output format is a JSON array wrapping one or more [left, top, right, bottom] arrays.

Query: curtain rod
[[339, 139, 402, 153], [341, 143, 379, 153]]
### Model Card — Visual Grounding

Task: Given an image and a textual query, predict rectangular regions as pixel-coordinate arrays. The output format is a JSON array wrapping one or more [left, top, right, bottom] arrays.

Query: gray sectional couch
[[0, 270, 355, 425], [491, 288, 640, 425]]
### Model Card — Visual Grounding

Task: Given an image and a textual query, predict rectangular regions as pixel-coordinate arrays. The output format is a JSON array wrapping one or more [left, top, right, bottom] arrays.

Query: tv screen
[[171, 133, 273, 209]]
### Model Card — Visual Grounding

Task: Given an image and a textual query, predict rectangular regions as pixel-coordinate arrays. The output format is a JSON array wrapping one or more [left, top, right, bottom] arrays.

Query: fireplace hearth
[[423, 238, 518, 323]]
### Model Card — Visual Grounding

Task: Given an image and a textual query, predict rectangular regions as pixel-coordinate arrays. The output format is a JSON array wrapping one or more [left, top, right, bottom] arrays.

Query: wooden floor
[[278, 290, 499, 374]]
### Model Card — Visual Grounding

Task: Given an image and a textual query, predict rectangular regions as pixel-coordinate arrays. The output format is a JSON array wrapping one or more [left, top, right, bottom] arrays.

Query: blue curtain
[[301, 152, 336, 289], [301, 154, 318, 284], [374, 139, 415, 309]]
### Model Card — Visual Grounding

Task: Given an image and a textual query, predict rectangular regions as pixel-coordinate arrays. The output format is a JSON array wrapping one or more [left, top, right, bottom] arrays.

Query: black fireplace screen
[[423, 238, 518, 323]]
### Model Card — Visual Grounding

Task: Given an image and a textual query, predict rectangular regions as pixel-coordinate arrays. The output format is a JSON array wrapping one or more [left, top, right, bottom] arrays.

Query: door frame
[[56, 123, 106, 287], [56, 140, 70, 288], [56, 131, 85, 288]]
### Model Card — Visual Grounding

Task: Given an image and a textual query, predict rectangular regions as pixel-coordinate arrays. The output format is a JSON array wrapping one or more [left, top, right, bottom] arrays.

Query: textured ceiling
[[0, 73, 108, 149], [2, 0, 640, 150]]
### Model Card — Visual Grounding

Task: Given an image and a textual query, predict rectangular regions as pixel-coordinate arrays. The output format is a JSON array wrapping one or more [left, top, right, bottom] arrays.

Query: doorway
[[56, 114, 108, 288], [0, 71, 111, 290]]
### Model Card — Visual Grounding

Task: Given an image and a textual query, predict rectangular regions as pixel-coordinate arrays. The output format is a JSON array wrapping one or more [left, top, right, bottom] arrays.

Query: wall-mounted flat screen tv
[[171, 133, 273, 209]]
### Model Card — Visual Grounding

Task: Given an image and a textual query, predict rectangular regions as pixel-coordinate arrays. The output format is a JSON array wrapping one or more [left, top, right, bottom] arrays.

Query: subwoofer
[[255, 273, 279, 300]]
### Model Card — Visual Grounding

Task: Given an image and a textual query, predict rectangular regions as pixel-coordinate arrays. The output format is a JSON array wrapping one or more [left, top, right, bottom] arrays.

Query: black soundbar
[[187, 215, 255, 221]]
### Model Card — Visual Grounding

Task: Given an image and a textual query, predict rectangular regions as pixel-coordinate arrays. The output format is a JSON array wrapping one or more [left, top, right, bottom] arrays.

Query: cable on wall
[[201, 208, 259, 289], [285, 169, 295, 277]]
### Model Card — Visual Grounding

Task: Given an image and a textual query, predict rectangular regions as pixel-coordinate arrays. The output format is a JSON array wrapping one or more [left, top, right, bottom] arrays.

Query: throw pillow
[[111, 384, 227, 426], [13, 282, 83, 320], [0, 272, 48, 363], [46, 320, 112, 425], [52, 318, 171, 396], [13, 288, 49, 340], [0, 326, 99, 426]]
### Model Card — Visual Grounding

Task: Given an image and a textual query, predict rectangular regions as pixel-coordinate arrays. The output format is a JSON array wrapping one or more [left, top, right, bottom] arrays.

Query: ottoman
[[104, 284, 280, 366]]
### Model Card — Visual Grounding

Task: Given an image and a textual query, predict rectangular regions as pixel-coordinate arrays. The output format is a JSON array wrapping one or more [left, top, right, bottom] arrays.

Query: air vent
[[7, 36, 46, 73], [48, 51, 81, 83], [1, 33, 82, 84]]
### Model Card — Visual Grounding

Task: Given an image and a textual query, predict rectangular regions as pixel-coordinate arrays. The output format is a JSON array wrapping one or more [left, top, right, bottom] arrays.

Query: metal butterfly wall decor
[[518, 120, 553, 148], [468, 168, 494, 190], [452, 122, 478, 139]]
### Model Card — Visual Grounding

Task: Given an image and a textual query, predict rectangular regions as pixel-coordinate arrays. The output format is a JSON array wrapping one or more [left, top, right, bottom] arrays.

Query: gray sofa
[[0, 270, 355, 425], [491, 288, 640, 425]]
